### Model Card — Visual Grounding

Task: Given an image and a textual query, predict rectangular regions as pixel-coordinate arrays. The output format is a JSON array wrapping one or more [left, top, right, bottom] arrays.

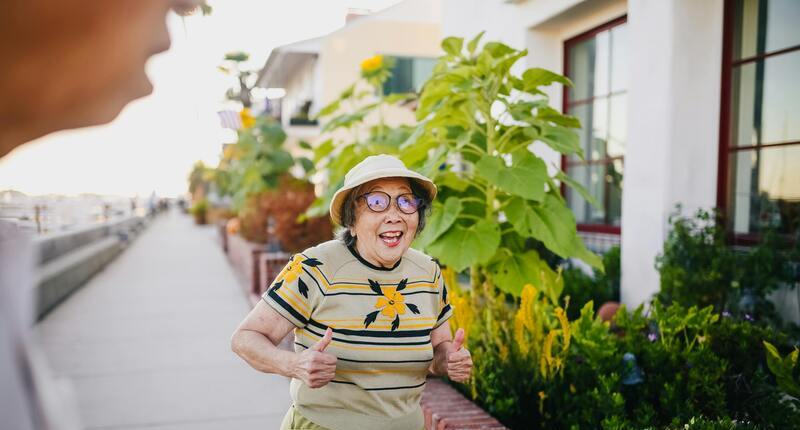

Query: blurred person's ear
[[0, 0, 195, 159]]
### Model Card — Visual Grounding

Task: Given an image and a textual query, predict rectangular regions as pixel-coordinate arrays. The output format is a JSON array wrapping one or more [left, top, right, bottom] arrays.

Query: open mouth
[[379, 231, 403, 247]]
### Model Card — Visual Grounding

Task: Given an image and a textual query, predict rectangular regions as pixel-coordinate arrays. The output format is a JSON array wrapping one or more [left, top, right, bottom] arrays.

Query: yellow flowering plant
[[360, 54, 395, 86], [305, 54, 415, 219]]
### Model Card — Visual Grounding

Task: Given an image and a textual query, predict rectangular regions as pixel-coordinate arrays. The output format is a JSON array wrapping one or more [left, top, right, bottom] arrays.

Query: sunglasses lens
[[365, 193, 389, 211], [397, 195, 420, 214]]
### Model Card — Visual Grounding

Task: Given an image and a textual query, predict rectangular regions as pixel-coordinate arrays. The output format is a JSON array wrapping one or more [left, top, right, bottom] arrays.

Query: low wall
[[34, 216, 147, 319]]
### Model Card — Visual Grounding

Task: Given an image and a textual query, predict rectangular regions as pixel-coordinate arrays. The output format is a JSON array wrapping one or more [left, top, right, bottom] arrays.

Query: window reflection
[[735, 0, 800, 60], [731, 52, 800, 146], [565, 20, 627, 227], [731, 146, 800, 235]]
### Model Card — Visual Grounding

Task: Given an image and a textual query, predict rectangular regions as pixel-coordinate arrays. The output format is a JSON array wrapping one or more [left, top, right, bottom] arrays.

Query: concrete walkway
[[35, 210, 290, 430]]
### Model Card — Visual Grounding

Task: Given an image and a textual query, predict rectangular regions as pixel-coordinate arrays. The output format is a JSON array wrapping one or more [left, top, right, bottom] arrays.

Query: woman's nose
[[383, 203, 403, 221]]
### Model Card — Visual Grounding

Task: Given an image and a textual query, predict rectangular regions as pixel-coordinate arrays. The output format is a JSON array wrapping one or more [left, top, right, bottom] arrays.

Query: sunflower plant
[[406, 33, 602, 296], [305, 54, 418, 218]]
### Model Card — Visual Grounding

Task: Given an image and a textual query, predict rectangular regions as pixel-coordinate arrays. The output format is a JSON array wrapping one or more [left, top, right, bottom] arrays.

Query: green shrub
[[656, 207, 798, 326], [447, 284, 800, 429], [562, 245, 621, 319]]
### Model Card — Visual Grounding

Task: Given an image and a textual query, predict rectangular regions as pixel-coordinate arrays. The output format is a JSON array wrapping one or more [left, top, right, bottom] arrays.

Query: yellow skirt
[[279, 405, 330, 430], [279, 405, 426, 430]]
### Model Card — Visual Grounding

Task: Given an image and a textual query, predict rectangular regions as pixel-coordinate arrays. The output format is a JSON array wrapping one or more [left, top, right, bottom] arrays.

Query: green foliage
[[449, 284, 800, 429], [763, 341, 800, 399], [656, 206, 798, 325], [662, 416, 762, 430], [561, 246, 621, 319], [216, 115, 308, 211], [188, 161, 214, 197], [305, 55, 417, 218], [405, 34, 601, 295]]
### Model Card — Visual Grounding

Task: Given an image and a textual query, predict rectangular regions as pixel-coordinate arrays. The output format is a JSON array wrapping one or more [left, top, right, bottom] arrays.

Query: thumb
[[311, 328, 333, 352], [451, 328, 465, 352]]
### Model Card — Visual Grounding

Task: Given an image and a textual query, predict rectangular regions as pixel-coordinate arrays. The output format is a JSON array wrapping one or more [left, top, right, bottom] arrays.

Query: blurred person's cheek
[[3, 0, 174, 130], [71, 0, 173, 126]]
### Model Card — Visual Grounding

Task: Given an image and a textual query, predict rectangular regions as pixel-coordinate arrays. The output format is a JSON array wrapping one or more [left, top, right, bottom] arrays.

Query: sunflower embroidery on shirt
[[271, 254, 322, 298], [364, 278, 420, 331]]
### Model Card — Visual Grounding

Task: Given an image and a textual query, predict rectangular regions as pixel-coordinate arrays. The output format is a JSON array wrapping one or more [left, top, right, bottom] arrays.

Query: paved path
[[35, 210, 290, 430]]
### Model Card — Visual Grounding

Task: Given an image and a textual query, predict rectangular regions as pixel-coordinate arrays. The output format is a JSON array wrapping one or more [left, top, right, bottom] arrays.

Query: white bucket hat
[[329, 154, 437, 226]]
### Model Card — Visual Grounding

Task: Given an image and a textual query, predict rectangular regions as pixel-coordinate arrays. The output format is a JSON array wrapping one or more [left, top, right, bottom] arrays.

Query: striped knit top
[[262, 239, 453, 430]]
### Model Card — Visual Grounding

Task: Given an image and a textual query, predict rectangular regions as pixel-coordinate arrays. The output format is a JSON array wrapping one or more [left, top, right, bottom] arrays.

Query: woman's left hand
[[446, 328, 472, 383]]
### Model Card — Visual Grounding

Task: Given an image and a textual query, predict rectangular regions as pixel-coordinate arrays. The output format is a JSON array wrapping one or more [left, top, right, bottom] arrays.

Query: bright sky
[[0, 0, 402, 198]]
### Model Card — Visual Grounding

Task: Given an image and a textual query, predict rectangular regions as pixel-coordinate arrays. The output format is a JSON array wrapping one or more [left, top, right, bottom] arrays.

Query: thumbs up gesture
[[294, 328, 337, 388], [446, 328, 472, 383]]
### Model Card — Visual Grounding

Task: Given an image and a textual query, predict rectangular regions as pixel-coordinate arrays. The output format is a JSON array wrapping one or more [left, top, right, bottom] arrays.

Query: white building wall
[[280, 58, 317, 129], [621, 0, 723, 306]]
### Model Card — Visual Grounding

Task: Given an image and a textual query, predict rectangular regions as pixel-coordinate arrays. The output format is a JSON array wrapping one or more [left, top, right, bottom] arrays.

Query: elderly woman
[[231, 154, 472, 430]]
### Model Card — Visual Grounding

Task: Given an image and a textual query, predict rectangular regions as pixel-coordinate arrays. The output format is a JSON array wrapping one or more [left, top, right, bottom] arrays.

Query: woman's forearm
[[231, 329, 298, 378], [429, 340, 452, 376]]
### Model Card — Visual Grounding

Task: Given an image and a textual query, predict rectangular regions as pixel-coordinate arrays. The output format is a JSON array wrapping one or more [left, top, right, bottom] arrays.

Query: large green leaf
[[384, 92, 415, 104], [537, 106, 581, 129], [314, 99, 340, 119], [555, 169, 600, 208], [436, 171, 470, 192], [414, 197, 462, 249], [487, 249, 556, 297], [505, 194, 602, 269], [442, 37, 464, 57], [522, 68, 572, 91], [417, 78, 451, 120], [427, 220, 500, 272], [484, 41, 515, 59], [475, 150, 547, 202], [528, 125, 582, 156], [313, 139, 335, 163], [467, 31, 485, 55]]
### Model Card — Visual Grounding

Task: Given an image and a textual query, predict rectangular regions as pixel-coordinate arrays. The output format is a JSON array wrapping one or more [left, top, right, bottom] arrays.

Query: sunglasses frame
[[356, 191, 424, 215]]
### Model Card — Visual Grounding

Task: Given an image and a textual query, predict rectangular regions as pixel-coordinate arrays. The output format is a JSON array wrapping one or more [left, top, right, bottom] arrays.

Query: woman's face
[[351, 177, 419, 268]]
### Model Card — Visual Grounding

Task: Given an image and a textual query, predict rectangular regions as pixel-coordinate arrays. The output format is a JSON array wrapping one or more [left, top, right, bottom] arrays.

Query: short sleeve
[[432, 264, 453, 329], [262, 253, 322, 328]]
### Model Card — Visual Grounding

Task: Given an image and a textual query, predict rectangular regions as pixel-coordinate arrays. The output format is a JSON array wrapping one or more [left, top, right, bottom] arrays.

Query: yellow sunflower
[[360, 54, 383, 73], [375, 287, 406, 318]]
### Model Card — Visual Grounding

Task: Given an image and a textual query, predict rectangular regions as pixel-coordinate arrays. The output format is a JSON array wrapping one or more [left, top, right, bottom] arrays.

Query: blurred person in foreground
[[232, 155, 473, 430], [0, 1, 203, 428]]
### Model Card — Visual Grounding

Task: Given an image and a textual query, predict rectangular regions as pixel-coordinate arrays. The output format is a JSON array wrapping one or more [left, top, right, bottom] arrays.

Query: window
[[383, 56, 436, 95], [720, 0, 800, 240], [563, 17, 628, 233]]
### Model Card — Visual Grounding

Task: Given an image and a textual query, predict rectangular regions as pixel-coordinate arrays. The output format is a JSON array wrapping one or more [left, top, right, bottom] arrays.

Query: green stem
[[497, 126, 520, 152], [461, 141, 486, 156], [458, 213, 483, 221]]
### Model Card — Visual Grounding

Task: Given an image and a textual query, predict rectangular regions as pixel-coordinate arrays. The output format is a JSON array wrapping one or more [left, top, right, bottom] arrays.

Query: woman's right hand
[[293, 328, 337, 388]]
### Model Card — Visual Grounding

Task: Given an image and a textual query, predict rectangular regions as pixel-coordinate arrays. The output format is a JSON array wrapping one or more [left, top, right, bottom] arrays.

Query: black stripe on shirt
[[307, 319, 432, 338], [329, 380, 427, 391], [304, 326, 430, 346], [436, 304, 452, 322], [294, 342, 433, 363], [301, 267, 438, 297], [265, 289, 308, 326], [301, 253, 437, 287]]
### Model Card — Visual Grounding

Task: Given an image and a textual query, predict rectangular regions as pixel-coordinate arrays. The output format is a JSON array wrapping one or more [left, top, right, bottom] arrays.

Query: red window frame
[[561, 15, 628, 235], [717, 0, 800, 246]]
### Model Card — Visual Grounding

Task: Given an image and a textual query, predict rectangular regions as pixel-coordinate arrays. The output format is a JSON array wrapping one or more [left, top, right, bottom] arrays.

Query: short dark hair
[[337, 178, 432, 248]]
